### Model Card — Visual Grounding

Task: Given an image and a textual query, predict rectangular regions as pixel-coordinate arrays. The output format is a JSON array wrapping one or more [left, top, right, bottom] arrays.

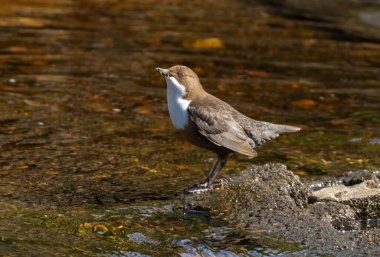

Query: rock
[[127, 232, 160, 246], [184, 164, 380, 256], [309, 201, 360, 231], [311, 179, 380, 202], [311, 174, 380, 219], [185, 163, 309, 217], [341, 170, 380, 186]]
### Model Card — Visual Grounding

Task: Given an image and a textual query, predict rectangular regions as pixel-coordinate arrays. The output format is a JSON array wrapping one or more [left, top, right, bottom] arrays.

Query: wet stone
[[126, 232, 159, 246], [184, 164, 380, 256], [311, 179, 380, 202], [370, 138, 380, 145], [105, 251, 151, 257]]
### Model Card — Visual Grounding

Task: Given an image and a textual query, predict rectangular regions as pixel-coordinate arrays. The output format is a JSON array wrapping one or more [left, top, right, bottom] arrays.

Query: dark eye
[[179, 71, 185, 77]]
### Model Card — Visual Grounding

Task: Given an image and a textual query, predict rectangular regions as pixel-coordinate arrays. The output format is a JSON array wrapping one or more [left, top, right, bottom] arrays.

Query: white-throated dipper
[[156, 65, 300, 192]]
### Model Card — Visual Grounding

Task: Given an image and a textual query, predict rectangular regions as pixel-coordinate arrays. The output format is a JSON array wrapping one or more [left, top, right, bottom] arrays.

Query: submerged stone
[[127, 232, 159, 246], [184, 164, 380, 256]]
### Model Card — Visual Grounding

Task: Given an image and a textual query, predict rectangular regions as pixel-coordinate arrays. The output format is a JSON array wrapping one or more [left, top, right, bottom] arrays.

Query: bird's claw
[[184, 179, 225, 194]]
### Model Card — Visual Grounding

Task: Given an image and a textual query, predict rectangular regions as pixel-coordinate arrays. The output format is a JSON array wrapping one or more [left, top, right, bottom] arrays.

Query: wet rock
[[340, 170, 380, 186], [184, 164, 380, 256], [309, 201, 360, 231], [185, 164, 309, 218], [127, 232, 159, 246], [311, 171, 380, 219], [309, 170, 380, 192], [107, 251, 151, 257], [312, 179, 380, 202], [370, 138, 380, 145]]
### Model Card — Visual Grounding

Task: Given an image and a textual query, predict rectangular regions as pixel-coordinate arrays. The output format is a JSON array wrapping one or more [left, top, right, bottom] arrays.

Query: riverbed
[[1, 0, 379, 256]]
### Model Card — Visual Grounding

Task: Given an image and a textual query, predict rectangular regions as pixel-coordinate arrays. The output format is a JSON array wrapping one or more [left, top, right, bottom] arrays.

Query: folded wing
[[188, 102, 257, 157]]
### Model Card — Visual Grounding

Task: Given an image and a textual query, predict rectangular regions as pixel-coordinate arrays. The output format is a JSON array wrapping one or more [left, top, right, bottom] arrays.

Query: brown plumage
[[156, 65, 300, 191]]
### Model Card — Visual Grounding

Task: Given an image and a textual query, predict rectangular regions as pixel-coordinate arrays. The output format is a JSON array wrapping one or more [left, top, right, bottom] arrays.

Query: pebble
[[369, 138, 380, 145]]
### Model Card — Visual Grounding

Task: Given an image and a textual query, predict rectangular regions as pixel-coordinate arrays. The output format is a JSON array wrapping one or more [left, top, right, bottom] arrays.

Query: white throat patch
[[166, 76, 191, 130]]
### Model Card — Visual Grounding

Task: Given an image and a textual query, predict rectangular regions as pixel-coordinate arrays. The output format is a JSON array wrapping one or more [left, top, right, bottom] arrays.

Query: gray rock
[[312, 179, 380, 202], [126, 232, 159, 246], [184, 164, 380, 257]]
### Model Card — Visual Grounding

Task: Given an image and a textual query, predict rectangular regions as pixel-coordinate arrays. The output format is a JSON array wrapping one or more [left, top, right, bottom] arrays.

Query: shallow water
[[0, 0, 379, 256]]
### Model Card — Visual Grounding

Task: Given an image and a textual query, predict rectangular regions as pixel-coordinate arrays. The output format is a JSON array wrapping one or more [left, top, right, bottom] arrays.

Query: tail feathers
[[244, 121, 301, 148], [274, 124, 301, 134]]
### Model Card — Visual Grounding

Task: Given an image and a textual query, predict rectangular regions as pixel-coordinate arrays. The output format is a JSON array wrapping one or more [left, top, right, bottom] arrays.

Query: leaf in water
[[0, 84, 12, 90], [293, 170, 307, 176], [303, 39, 316, 47], [175, 164, 189, 170], [291, 99, 316, 109], [85, 102, 112, 112], [133, 105, 152, 115], [32, 59, 48, 66], [112, 225, 124, 231], [320, 159, 329, 165], [78, 222, 93, 235], [90, 174, 111, 180], [330, 119, 349, 125], [0, 17, 47, 27], [303, 156, 319, 164], [79, 222, 110, 235], [185, 37, 224, 49], [246, 69, 269, 78], [8, 46, 28, 53], [93, 224, 109, 234], [291, 83, 300, 89], [23, 99, 45, 107], [86, 94, 104, 100], [139, 166, 158, 173], [346, 158, 369, 164], [17, 164, 29, 169], [17, 17, 46, 27]]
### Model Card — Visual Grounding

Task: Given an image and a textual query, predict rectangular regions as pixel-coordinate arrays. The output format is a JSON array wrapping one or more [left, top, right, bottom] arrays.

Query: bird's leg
[[184, 157, 220, 194], [203, 157, 220, 186], [206, 156, 227, 187]]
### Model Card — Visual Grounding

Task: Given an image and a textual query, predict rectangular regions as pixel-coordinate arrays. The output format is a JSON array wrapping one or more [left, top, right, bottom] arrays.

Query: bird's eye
[[179, 71, 185, 77]]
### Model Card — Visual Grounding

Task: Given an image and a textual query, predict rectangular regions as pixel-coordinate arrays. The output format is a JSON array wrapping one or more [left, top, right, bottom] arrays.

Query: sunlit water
[[0, 0, 379, 256]]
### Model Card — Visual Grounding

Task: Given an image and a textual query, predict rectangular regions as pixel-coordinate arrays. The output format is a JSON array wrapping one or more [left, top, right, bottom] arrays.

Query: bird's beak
[[155, 67, 169, 77]]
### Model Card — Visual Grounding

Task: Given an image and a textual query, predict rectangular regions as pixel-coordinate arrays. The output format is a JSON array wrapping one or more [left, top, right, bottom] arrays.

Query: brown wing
[[188, 102, 257, 157]]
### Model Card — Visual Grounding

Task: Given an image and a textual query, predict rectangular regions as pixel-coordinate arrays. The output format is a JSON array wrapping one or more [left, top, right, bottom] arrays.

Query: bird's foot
[[184, 181, 209, 194], [184, 179, 225, 194]]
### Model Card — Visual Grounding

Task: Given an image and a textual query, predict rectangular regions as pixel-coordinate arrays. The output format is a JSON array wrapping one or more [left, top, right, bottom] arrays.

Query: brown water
[[0, 0, 379, 256]]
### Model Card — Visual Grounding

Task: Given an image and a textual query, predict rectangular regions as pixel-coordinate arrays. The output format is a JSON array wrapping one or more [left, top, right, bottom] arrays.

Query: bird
[[155, 65, 300, 192]]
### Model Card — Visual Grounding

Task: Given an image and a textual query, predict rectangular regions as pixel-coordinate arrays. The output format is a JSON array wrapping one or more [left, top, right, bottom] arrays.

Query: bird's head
[[155, 65, 204, 98]]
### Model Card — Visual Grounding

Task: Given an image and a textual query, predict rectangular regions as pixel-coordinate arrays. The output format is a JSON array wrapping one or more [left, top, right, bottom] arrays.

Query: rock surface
[[184, 164, 380, 256], [312, 180, 380, 202]]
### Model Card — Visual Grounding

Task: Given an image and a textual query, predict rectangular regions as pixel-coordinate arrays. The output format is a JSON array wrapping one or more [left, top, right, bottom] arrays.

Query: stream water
[[1, 0, 380, 256]]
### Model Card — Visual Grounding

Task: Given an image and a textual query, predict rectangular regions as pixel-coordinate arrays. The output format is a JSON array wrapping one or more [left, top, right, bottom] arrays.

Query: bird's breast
[[166, 76, 191, 130]]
